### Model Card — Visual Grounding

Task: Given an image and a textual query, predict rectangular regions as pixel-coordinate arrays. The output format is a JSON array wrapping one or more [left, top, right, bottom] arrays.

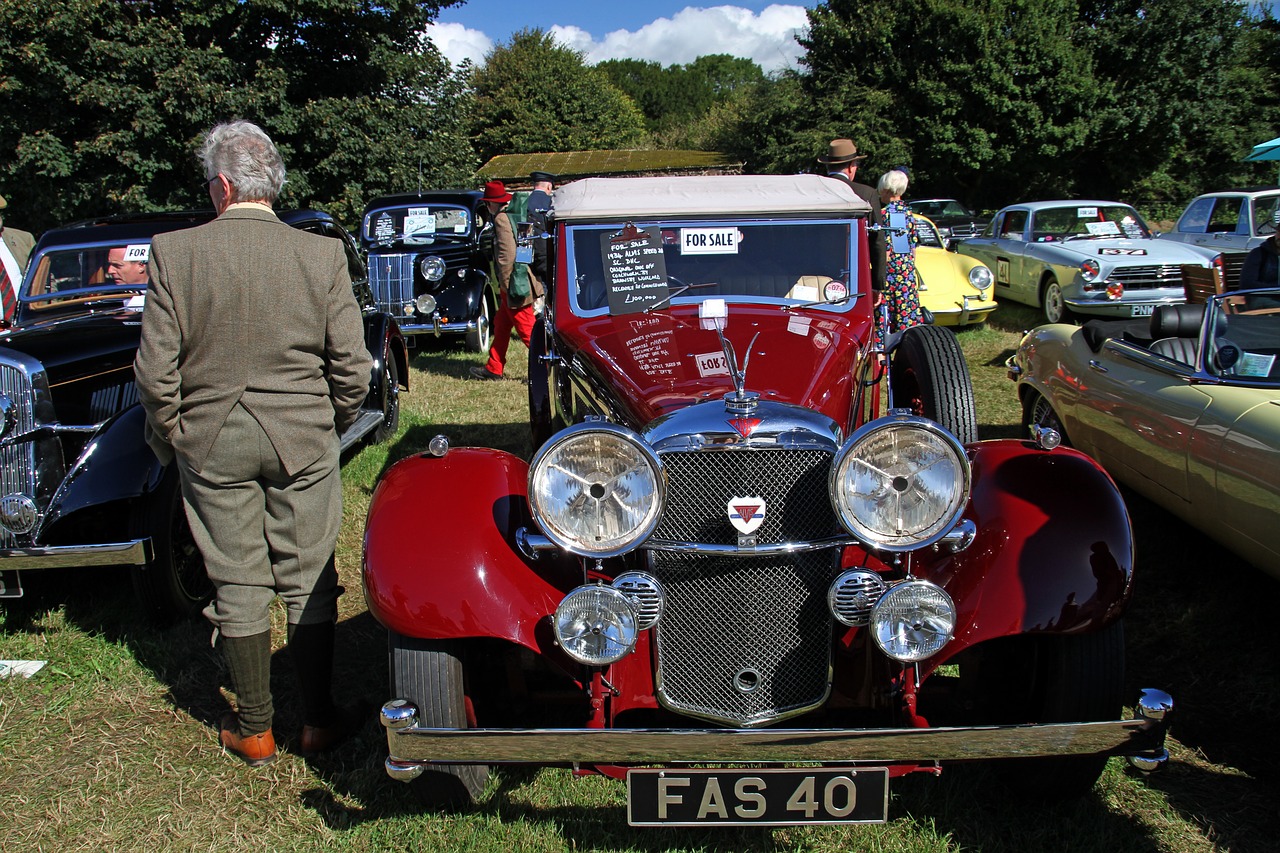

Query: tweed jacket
[[134, 206, 372, 475], [491, 209, 543, 309], [826, 173, 886, 292], [2, 226, 35, 274]]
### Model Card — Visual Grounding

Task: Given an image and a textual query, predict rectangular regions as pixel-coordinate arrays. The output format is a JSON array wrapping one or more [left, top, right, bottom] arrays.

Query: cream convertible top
[[551, 175, 872, 222]]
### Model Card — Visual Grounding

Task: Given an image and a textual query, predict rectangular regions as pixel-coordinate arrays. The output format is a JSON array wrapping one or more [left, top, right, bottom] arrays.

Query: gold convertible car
[[1008, 289, 1280, 578]]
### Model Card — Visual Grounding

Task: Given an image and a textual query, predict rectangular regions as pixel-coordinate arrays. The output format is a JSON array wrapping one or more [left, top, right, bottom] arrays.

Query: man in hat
[[471, 179, 542, 381], [526, 171, 555, 288], [818, 139, 885, 292], [0, 194, 35, 324]]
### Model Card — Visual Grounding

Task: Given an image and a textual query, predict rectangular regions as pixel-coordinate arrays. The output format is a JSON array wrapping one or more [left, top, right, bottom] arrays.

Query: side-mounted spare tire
[[889, 324, 978, 444]]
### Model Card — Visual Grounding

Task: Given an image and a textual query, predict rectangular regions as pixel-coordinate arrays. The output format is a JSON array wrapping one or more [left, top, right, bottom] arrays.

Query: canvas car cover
[[552, 175, 872, 222]]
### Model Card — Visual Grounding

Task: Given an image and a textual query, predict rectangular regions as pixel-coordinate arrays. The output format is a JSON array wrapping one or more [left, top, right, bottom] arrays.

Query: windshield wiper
[[644, 277, 719, 313]]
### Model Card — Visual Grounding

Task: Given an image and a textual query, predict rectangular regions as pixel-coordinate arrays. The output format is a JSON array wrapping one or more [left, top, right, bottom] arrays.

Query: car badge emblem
[[727, 497, 767, 535], [728, 417, 762, 439]]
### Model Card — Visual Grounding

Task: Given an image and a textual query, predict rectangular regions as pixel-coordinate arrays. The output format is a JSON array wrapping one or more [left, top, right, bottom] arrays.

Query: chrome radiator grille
[[652, 448, 841, 545], [1108, 264, 1184, 290], [367, 253, 415, 315], [652, 550, 835, 726], [0, 362, 38, 547]]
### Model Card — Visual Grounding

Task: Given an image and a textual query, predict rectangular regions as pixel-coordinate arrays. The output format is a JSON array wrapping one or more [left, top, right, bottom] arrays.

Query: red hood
[[555, 303, 873, 430]]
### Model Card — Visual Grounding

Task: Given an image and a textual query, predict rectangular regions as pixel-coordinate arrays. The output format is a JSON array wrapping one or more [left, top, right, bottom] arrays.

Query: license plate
[[0, 570, 23, 599], [1131, 304, 1156, 317], [626, 767, 889, 826]]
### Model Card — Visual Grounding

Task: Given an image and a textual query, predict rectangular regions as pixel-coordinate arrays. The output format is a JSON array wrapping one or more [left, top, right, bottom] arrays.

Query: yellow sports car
[[912, 214, 996, 326]]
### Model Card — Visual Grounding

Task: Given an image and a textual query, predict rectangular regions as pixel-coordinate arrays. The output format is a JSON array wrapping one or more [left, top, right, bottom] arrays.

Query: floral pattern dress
[[875, 199, 926, 349]]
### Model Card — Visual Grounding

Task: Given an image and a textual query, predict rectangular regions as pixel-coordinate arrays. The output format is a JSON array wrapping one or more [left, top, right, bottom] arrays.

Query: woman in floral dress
[[875, 169, 925, 350]]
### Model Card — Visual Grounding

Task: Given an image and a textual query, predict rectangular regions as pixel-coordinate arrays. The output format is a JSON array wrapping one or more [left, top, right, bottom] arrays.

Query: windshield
[[910, 200, 970, 218], [565, 219, 858, 315], [23, 243, 150, 310], [362, 204, 472, 245], [1030, 205, 1150, 241], [1207, 290, 1280, 381]]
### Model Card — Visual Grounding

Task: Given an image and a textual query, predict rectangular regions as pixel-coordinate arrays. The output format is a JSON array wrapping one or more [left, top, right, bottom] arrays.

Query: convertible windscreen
[[566, 220, 857, 314], [1030, 206, 1151, 241]]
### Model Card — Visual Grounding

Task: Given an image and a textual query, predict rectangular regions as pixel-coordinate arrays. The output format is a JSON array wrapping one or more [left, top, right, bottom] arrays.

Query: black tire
[[991, 620, 1126, 799], [130, 467, 210, 623], [464, 289, 492, 354], [1023, 390, 1071, 446], [889, 324, 978, 443], [389, 633, 490, 808], [1041, 275, 1073, 324], [373, 347, 400, 443]]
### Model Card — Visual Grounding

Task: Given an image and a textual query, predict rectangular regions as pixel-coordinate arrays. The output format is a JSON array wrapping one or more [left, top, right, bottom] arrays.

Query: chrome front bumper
[[380, 689, 1173, 780], [0, 539, 150, 570], [395, 317, 476, 337]]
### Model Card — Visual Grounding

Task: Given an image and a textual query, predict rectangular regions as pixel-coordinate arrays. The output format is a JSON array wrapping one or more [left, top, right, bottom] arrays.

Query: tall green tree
[[0, 0, 473, 232], [597, 54, 765, 140], [469, 30, 646, 162]]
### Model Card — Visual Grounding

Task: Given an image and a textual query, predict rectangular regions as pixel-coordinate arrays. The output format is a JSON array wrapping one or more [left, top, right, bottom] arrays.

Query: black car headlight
[[528, 423, 663, 557], [829, 415, 970, 551]]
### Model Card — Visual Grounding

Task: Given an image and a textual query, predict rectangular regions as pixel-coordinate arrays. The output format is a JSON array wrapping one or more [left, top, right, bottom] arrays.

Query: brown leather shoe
[[300, 703, 367, 756], [219, 713, 277, 767]]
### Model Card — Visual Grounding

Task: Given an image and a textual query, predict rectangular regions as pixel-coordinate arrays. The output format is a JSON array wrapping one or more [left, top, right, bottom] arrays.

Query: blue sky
[[428, 2, 816, 73]]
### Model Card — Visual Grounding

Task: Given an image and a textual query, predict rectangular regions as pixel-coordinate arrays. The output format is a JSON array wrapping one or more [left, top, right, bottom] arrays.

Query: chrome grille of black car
[[651, 550, 835, 726], [1107, 264, 1184, 290], [367, 253, 415, 316], [946, 222, 981, 239], [0, 361, 38, 547], [651, 449, 841, 545]]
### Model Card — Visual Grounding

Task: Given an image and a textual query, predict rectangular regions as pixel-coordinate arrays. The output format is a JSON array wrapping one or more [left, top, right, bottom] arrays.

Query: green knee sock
[[221, 631, 273, 735]]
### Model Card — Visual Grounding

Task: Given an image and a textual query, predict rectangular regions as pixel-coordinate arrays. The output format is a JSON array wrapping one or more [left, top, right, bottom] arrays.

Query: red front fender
[[361, 447, 578, 651], [932, 440, 1134, 660]]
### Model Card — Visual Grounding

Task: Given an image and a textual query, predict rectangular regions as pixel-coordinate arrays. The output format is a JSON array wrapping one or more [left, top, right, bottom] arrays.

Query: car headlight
[[829, 415, 970, 552], [554, 585, 638, 665], [528, 423, 663, 557], [419, 255, 447, 282], [414, 294, 437, 315], [1080, 258, 1101, 282], [968, 264, 993, 291], [871, 580, 955, 662]]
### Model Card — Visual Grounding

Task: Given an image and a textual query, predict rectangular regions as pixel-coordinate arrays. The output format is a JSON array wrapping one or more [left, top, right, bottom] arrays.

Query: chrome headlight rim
[[553, 584, 639, 666], [419, 255, 447, 282], [870, 579, 956, 662], [968, 264, 994, 292], [527, 422, 665, 558], [828, 414, 971, 553]]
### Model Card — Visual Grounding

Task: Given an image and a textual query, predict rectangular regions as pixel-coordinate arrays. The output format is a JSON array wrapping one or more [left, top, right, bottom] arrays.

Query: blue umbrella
[[1245, 136, 1280, 161]]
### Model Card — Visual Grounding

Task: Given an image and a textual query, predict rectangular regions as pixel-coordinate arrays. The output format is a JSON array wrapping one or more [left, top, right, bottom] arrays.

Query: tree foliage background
[[1, 0, 1277, 233], [0, 0, 474, 231]]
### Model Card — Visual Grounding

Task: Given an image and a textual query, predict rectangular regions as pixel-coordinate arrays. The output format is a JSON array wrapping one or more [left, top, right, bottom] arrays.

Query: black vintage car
[[361, 191, 496, 353], [0, 210, 407, 619], [906, 198, 985, 248]]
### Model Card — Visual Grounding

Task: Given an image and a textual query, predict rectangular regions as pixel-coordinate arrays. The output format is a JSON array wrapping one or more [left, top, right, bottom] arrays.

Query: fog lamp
[[415, 294, 437, 315], [871, 580, 955, 662], [0, 494, 38, 535], [554, 585, 638, 665], [1106, 282, 1124, 301]]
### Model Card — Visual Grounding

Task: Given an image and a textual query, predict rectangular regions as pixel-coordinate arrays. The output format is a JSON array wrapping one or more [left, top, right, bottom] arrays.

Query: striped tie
[[0, 263, 13, 324]]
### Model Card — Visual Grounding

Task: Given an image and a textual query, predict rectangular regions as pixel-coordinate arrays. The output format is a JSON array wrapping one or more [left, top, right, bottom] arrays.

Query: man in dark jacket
[[819, 139, 885, 292], [1240, 234, 1279, 291]]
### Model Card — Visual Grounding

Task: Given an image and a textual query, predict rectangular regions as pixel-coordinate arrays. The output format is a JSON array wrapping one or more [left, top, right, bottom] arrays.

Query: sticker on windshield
[[680, 228, 741, 255], [404, 208, 436, 236], [1076, 207, 1098, 218], [123, 244, 150, 262], [1085, 221, 1122, 237]]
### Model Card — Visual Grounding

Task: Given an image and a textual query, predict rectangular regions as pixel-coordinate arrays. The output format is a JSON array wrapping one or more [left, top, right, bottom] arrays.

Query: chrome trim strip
[[381, 716, 1167, 765], [394, 320, 476, 335], [0, 539, 149, 570]]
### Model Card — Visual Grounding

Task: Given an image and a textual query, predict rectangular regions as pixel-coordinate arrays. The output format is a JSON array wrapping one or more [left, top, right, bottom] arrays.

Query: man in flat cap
[[818, 139, 885, 292], [0, 194, 35, 324]]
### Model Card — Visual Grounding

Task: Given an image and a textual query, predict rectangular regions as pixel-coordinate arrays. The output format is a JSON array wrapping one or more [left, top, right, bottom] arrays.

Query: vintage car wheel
[[890, 324, 978, 443], [1023, 390, 1071, 446], [390, 633, 490, 808], [464, 290, 493, 354], [130, 466, 211, 622], [373, 349, 400, 443], [1041, 275, 1073, 324]]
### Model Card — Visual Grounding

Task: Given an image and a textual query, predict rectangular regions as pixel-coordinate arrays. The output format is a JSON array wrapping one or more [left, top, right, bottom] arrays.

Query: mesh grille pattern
[[653, 448, 840, 545], [1107, 264, 1184, 290], [652, 550, 835, 725], [0, 364, 37, 547]]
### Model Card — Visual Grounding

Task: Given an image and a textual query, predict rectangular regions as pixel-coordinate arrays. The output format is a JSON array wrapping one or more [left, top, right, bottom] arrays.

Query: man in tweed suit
[[134, 121, 372, 766]]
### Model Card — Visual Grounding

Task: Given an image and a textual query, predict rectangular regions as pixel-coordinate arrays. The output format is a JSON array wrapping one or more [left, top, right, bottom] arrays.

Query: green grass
[[3, 306, 1278, 852]]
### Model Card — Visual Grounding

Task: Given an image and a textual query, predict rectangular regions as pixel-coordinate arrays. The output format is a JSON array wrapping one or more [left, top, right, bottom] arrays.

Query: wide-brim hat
[[817, 138, 867, 165], [482, 180, 513, 203]]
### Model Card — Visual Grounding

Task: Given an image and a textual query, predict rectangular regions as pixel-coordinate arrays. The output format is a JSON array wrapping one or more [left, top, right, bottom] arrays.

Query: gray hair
[[200, 120, 286, 204], [877, 169, 909, 197]]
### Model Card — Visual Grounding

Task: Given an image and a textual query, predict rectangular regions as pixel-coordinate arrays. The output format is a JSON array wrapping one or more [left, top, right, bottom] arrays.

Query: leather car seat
[[1149, 304, 1206, 366]]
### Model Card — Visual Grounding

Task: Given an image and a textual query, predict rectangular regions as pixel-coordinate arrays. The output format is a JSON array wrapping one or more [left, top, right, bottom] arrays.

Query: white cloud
[[425, 21, 493, 68], [564, 5, 810, 73]]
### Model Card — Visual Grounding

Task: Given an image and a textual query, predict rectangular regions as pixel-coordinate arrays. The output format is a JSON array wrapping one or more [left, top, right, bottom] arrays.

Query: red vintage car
[[362, 175, 1171, 825]]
